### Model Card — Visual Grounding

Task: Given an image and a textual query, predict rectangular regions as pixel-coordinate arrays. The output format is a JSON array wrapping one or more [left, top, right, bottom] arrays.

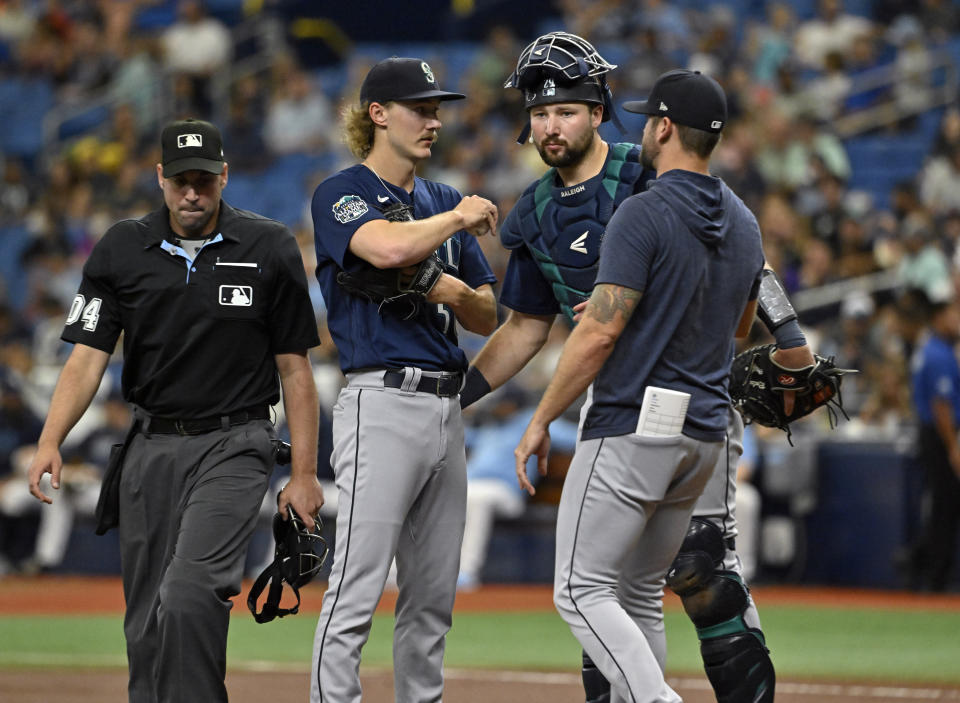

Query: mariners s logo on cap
[[421, 61, 435, 84]]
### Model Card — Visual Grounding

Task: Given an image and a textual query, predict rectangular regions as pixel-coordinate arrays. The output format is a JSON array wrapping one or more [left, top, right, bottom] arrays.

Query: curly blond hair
[[341, 102, 378, 160]]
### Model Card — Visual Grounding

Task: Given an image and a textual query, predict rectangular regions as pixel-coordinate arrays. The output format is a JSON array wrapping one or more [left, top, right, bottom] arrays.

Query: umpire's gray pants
[[119, 420, 275, 703], [554, 432, 720, 703], [312, 370, 466, 703]]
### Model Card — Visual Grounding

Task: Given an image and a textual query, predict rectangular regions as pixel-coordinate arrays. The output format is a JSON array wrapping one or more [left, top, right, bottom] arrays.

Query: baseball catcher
[[730, 342, 856, 443], [247, 506, 329, 623]]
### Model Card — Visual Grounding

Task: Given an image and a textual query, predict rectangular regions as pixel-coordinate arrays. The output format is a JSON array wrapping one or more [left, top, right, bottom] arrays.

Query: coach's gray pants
[[119, 420, 275, 703], [554, 432, 721, 703], [312, 370, 466, 703]]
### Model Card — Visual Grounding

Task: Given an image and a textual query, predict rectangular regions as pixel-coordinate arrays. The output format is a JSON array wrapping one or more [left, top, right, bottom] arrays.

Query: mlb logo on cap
[[161, 118, 225, 177]]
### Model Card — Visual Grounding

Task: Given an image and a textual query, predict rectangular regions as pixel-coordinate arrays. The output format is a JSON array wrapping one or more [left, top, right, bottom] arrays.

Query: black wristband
[[772, 318, 807, 349], [459, 366, 491, 409]]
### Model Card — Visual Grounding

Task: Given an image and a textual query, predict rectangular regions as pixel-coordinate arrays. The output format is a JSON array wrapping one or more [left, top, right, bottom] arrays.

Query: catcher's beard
[[535, 128, 595, 168]]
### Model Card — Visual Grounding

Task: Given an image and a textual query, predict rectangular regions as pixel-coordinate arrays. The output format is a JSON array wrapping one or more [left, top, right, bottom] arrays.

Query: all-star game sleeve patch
[[332, 194, 369, 223]]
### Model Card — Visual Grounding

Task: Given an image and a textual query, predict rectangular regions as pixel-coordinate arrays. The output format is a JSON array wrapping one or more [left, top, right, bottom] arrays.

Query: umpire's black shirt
[[62, 202, 320, 418]]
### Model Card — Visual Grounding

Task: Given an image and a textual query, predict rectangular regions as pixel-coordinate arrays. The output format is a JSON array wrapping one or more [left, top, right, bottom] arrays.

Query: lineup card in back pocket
[[636, 386, 691, 437]]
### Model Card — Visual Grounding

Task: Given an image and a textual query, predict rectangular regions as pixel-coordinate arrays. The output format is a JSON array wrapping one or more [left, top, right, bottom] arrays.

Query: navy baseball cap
[[623, 69, 727, 133], [161, 119, 225, 177], [360, 57, 465, 104]]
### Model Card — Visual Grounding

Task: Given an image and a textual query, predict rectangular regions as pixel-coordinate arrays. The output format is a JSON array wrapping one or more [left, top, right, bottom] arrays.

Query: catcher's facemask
[[247, 506, 329, 623], [504, 31, 624, 143]]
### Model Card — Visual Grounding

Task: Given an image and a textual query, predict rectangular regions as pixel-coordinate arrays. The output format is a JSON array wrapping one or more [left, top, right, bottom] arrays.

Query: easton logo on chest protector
[[570, 231, 589, 254]]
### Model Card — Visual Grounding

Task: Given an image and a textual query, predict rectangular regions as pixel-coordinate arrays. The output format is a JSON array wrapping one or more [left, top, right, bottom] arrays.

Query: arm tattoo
[[587, 284, 642, 325]]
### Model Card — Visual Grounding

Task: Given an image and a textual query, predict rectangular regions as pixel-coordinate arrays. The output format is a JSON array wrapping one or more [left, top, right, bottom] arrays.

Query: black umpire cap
[[161, 118, 225, 177], [623, 69, 727, 133], [360, 57, 465, 104]]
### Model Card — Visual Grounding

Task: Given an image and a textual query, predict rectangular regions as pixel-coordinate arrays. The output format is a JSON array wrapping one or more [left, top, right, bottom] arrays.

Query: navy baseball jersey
[[311, 164, 496, 373], [585, 169, 765, 442]]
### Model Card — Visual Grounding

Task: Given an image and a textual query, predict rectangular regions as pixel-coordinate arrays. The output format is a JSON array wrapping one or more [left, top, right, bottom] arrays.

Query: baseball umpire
[[462, 34, 822, 703], [26, 118, 324, 702], [308, 57, 498, 703]]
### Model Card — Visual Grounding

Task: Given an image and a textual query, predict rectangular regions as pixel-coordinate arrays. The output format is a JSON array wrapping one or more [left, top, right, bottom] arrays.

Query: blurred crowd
[[1, 0, 960, 581]]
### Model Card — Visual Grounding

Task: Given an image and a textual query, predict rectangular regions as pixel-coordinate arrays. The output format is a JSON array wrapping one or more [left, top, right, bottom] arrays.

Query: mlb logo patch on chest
[[220, 285, 252, 306]]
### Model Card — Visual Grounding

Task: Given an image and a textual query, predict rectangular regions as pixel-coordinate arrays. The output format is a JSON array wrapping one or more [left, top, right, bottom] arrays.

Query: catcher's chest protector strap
[[511, 143, 644, 323]]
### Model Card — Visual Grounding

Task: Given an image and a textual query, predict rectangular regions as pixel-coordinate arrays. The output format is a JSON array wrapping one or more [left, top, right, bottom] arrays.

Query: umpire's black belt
[[141, 405, 270, 435], [383, 369, 462, 397]]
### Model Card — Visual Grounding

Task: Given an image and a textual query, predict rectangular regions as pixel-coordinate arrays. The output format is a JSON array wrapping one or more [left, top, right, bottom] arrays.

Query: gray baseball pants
[[554, 432, 721, 703], [119, 419, 276, 703], [311, 369, 467, 703]]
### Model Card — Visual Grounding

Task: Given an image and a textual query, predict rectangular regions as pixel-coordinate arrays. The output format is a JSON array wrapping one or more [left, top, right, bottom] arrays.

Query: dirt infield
[[3, 576, 960, 702], [3, 666, 960, 703], [3, 575, 960, 615]]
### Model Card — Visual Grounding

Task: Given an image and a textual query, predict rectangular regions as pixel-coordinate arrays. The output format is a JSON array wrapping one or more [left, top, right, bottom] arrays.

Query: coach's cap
[[161, 118, 225, 177], [622, 69, 727, 133], [360, 57, 465, 104]]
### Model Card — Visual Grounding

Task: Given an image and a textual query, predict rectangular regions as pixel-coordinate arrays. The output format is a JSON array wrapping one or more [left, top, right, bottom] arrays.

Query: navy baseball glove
[[730, 343, 855, 442]]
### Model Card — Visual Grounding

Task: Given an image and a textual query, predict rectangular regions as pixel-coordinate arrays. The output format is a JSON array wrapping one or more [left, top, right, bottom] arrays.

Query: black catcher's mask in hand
[[247, 506, 329, 623]]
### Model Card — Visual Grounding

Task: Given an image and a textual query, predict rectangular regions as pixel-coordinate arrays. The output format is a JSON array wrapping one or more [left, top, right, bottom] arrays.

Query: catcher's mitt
[[729, 343, 856, 443], [336, 255, 444, 318]]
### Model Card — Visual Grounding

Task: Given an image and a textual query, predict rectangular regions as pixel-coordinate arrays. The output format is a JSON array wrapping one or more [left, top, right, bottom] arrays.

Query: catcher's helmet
[[505, 32, 623, 142], [247, 506, 329, 623]]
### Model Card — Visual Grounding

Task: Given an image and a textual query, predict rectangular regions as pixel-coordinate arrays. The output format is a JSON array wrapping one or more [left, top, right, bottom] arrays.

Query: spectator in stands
[[624, 26, 674, 96], [797, 237, 837, 291], [921, 144, 960, 217], [0, 0, 37, 47], [0, 157, 31, 224], [745, 2, 795, 87], [801, 172, 850, 257], [819, 290, 878, 415], [855, 348, 913, 437], [890, 15, 933, 129], [709, 122, 767, 213], [930, 107, 960, 160], [895, 211, 954, 304], [842, 34, 889, 115], [794, 0, 874, 70], [804, 51, 852, 123], [835, 213, 879, 278], [263, 61, 334, 156], [160, 0, 232, 118], [918, 0, 960, 43], [755, 111, 850, 193], [108, 35, 163, 134], [55, 15, 116, 103], [223, 74, 271, 172]]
